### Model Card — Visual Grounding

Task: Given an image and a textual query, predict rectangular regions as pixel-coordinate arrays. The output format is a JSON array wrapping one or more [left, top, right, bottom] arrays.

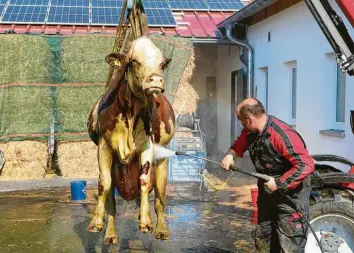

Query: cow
[[87, 36, 175, 244]]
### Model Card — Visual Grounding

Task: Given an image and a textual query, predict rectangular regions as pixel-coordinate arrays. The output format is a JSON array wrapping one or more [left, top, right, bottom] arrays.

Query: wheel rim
[[310, 214, 354, 251]]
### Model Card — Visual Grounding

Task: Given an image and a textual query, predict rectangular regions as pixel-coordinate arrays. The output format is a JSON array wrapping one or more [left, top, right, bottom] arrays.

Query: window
[[265, 70, 269, 112], [291, 67, 297, 120], [320, 53, 346, 137], [284, 61, 297, 125], [335, 64, 346, 123], [258, 67, 269, 113]]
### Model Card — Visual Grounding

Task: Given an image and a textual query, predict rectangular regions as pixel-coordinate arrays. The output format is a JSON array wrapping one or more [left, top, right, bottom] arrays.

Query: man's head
[[236, 98, 266, 133]]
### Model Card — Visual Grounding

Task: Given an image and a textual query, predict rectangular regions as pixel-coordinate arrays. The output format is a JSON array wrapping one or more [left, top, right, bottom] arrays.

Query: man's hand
[[221, 154, 234, 171], [264, 176, 278, 192]]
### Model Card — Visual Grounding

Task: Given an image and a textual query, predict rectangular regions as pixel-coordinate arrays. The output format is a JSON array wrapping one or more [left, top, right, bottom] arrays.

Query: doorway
[[231, 69, 247, 142]]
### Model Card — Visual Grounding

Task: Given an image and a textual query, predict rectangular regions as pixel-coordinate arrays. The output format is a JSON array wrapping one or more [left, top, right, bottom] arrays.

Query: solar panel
[[1, 5, 47, 23], [204, 0, 244, 10], [47, 6, 89, 24], [91, 0, 123, 8], [145, 8, 176, 26], [8, 0, 49, 5], [168, 0, 209, 10], [50, 0, 89, 7], [91, 7, 122, 25], [143, 0, 169, 9], [0, 0, 7, 4], [0, 5, 4, 17]]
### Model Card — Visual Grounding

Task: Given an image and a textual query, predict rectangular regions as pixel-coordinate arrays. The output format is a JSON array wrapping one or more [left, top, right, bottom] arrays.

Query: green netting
[[0, 35, 51, 84], [60, 36, 115, 83], [0, 33, 193, 142], [56, 86, 104, 139], [0, 86, 52, 140]]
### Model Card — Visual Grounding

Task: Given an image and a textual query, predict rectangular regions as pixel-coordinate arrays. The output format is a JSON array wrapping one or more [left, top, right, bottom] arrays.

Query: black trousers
[[252, 178, 311, 253]]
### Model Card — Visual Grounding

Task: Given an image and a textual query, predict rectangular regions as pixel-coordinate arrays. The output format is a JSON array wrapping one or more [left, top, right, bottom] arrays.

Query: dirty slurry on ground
[[0, 182, 257, 253]]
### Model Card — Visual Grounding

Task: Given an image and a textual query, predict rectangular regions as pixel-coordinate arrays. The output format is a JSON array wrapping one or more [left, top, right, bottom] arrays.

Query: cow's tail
[[87, 97, 101, 146]]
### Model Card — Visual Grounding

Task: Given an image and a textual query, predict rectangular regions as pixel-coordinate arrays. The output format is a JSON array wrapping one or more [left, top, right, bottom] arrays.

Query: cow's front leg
[[88, 138, 113, 232], [154, 158, 168, 240], [139, 139, 154, 233], [104, 183, 117, 244]]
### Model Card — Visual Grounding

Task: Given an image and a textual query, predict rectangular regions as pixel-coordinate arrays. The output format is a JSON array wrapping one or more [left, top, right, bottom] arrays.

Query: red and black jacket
[[231, 115, 314, 193]]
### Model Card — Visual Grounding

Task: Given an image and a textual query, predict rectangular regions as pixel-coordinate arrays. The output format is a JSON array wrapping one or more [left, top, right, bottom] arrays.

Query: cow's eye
[[160, 57, 171, 70], [131, 59, 140, 65]]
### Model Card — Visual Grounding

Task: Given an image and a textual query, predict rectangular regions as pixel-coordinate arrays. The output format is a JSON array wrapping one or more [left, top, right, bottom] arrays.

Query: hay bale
[[56, 85, 104, 133], [57, 141, 98, 178], [0, 35, 51, 85], [0, 141, 47, 179], [172, 51, 198, 115], [60, 36, 115, 83], [0, 86, 52, 138]]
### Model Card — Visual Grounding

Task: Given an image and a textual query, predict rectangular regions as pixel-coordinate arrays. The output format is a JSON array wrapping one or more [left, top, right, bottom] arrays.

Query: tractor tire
[[308, 188, 354, 252]]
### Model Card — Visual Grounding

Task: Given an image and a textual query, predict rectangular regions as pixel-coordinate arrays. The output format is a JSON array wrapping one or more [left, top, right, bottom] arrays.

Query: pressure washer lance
[[175, 151, 325, 253]]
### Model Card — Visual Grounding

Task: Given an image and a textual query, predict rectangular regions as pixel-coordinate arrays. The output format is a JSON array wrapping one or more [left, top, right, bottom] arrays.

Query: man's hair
[[239, 98, 265, 119]]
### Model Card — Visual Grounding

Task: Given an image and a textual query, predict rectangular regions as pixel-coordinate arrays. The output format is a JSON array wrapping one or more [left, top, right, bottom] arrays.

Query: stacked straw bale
[[0, 141, 47, 179], [57, 141, 98, 178], [0, 34, 198, 179]]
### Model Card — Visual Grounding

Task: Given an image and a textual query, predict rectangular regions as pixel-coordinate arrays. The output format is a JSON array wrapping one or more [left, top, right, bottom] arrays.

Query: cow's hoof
[[104, 235, 118, 245], [155, 231, 168, 240], [88, 224, 103, 232], [139, 224, 154, 233]]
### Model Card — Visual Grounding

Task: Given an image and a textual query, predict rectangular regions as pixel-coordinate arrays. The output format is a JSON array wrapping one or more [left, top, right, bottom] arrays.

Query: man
[[221, 98, 314, 253]]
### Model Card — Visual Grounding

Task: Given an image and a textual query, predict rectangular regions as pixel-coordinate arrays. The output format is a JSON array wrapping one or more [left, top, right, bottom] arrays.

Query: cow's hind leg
[[104, 183, 117, 244], [88, 138, 113, 232], [154, 158, 168, 240]]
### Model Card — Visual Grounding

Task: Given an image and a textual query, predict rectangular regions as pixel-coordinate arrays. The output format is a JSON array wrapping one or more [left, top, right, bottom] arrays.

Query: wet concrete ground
[[0, 180, 257, 253]]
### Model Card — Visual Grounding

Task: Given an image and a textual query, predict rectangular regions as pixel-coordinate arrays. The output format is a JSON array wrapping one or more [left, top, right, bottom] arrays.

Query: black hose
[[283, 195, 325, 253], [311, 154, 354, 166]]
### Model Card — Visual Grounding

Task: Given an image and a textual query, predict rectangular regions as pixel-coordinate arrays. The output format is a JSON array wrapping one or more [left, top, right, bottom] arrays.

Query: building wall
[[247, 0, 354, 171]]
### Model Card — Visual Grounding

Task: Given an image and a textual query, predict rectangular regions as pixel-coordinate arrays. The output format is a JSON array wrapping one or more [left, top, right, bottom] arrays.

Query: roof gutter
[[225, 23, 254, 98], [191, 38, 232, 45], [217, 0, 280, 29]]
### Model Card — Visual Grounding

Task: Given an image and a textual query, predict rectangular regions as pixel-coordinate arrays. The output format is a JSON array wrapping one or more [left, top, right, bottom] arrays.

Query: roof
[[0, 11, 234, 37], [217, 0, 300, 29]]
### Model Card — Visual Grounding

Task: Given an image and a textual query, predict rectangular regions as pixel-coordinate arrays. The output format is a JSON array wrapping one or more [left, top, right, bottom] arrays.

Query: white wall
[[216, 45, 244, 152], [247, 0, 354, 170]]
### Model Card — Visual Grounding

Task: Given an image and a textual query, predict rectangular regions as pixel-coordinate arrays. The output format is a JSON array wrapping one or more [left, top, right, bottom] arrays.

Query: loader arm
[[304, 0, 354, 76]]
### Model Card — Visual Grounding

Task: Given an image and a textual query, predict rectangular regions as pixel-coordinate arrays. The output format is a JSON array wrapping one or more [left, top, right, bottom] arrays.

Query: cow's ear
[[161, 57, 171, 70]]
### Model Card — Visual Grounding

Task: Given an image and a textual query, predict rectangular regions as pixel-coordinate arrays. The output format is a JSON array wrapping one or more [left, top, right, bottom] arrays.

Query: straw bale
[[0, 141, 47, 179], [60, 36, 114, 83], [172, 52, 198, 115], [0, 35, 51, 85], [57, 141, 98, 178]]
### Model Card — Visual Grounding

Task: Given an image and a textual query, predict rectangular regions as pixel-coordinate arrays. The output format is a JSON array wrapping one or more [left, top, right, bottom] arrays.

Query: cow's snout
[[144, 74, 165, 95], [149, 76, 163, 83]]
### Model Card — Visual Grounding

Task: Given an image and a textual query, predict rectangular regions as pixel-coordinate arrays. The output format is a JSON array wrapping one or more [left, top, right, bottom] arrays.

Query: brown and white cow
[[87, 36, 175, 244]]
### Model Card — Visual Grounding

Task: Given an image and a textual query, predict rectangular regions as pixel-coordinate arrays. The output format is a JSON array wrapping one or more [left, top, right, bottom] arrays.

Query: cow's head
[[125, 36, 171, 98]]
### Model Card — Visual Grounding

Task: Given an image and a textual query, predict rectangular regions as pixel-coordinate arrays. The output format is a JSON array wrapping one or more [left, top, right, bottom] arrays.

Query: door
[[231, 69, 247, 142]]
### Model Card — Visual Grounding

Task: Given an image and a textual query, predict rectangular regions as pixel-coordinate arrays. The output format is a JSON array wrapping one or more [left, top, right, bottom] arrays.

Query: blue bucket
[[70, 180, 87, 201]]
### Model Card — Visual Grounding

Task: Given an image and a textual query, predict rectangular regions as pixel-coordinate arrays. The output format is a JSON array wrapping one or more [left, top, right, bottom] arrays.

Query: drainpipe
[[225, 23, 254, 98]]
